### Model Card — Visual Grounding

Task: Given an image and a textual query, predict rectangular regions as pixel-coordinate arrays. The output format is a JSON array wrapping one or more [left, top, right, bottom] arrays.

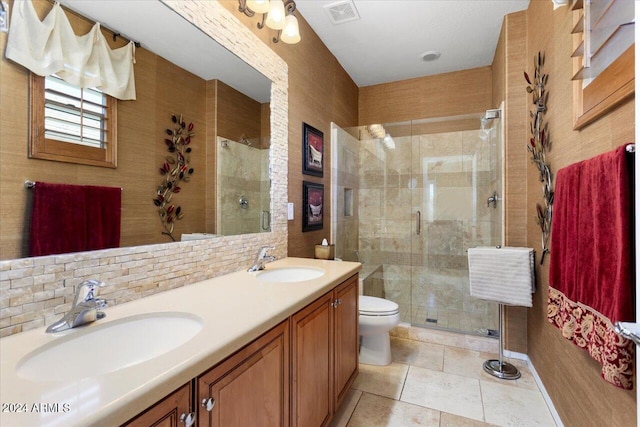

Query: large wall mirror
[[0, 0, 274, 260]]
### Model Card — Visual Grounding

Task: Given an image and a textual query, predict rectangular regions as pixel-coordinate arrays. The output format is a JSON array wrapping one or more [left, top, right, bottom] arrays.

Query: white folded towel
[[468, 246, 535, 307]]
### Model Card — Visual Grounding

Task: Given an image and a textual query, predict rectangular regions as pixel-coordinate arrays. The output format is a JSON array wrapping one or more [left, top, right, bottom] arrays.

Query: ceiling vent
[[323, 0, 360, 25]]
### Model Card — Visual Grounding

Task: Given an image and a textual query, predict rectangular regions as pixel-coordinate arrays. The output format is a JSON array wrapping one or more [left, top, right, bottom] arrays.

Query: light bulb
[[246, 0, 270, 14], [265, 0, 286, 30], [280, 14, 301, 44]]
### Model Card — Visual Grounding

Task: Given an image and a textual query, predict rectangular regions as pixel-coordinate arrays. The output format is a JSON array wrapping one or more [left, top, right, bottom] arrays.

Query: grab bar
[[416, 210, 421, 235]]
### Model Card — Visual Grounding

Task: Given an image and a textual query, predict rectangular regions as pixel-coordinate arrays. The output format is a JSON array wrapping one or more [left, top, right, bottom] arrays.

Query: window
[[571, 0, 634, 129], [29, 74, 117, 167]]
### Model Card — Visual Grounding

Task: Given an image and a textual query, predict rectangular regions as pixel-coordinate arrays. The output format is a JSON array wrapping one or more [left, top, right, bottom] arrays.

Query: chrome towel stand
[[483, 303, 521, 380]]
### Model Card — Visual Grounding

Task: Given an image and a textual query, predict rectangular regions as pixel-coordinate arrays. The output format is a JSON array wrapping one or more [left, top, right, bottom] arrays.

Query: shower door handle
[[416, 210, 421, 235]]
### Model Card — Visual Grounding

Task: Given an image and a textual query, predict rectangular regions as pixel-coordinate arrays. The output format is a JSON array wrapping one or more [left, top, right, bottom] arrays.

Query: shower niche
[[332, 111, 503, 336]]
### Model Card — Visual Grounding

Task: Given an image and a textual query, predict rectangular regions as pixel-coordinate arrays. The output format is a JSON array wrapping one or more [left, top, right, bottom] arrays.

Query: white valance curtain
[[5, 0, 136, 100]]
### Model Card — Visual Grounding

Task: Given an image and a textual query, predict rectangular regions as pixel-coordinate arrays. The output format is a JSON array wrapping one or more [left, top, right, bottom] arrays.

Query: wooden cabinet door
[[291, 291, 334, 427], [333, 275, 359, 408], [121, 382, 192, 427], [197, 320, 289, 427]]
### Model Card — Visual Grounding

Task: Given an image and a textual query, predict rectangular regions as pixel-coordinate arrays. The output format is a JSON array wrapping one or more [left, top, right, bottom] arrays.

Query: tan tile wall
[[0, 0, 289, 338]]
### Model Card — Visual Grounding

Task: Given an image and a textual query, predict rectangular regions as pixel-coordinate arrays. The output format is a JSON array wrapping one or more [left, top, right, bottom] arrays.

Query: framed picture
[[302, 181, 324, 232], [302, 123, 323, 177]]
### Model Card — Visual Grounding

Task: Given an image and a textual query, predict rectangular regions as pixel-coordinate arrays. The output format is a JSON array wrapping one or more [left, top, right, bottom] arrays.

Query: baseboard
[[504, 350, 564, 427]]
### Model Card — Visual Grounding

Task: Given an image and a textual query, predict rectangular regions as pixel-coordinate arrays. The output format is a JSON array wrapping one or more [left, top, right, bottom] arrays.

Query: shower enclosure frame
[[331, 108, 504, 337]]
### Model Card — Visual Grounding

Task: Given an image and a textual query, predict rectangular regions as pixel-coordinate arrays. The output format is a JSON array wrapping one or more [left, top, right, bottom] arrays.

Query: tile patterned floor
[[330, 335, 558, 427]]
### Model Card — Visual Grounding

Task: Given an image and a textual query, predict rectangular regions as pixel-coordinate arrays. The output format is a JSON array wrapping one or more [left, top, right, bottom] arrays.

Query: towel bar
[[24, 180, 123, 190], [626, 143, 635, 153]]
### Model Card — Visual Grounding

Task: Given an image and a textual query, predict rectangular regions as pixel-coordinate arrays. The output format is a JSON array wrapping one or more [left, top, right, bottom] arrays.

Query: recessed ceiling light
[[420, 51, 441, 62]]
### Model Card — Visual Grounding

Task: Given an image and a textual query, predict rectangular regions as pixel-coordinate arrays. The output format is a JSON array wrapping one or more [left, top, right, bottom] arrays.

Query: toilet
[[358, 295, 400, 366]]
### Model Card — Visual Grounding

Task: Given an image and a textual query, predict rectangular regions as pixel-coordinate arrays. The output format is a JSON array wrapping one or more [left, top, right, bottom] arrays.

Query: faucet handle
[[258, 246, 275, 257], [73, 279, 105, 305]]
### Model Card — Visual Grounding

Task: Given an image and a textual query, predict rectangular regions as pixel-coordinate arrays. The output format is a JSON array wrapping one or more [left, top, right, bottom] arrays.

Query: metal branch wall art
[[524, 52, 553, 265], [153, 114, 195, 241]]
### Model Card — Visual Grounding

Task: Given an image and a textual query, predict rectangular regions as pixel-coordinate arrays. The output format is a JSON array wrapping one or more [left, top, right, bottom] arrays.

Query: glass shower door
[[332, 114, 502, 337], [410, 114, 502, 335]]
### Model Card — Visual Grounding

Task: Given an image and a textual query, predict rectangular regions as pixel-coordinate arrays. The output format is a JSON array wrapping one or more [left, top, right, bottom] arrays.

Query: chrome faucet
[[46, 279, 108, 333], [248, 246, 276, 272]]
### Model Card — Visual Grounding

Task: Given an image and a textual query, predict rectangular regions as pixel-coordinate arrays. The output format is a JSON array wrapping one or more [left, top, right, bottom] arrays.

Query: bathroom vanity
[[0, 258, 360, 427]]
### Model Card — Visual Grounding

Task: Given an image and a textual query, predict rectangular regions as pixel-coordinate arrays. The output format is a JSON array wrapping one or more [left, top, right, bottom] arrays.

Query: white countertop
[[0, 257, 361, 427]]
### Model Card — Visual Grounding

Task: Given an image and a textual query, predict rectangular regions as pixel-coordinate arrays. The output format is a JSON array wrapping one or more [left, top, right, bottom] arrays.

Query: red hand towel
[[29, 182, 88, 257], [29, 183, 122, 257], [85, 185, 122, 251]]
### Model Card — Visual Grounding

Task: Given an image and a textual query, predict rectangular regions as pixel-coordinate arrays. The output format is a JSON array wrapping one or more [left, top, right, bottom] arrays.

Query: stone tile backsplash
[[0, 219, 288, 339]]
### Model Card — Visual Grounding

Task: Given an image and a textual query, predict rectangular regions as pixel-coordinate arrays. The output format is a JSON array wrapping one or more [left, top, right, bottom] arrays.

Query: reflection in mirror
[[216, 136, 271, 236], [0, 0, 272, 260]]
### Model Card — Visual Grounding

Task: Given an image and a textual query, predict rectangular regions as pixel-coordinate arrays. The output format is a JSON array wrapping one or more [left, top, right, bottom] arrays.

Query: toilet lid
[[359, 295, 399, 316]]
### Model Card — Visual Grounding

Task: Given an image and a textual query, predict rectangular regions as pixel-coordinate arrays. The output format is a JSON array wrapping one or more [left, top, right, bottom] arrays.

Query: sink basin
[[255, 267, 325, 283], [16, 312, 203, 382]]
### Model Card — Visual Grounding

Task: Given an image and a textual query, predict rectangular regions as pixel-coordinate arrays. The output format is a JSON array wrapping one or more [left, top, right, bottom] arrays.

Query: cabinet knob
[[180, 412, 196, 427], [332, 298, 342, 308], [201, 397, 216, 412]]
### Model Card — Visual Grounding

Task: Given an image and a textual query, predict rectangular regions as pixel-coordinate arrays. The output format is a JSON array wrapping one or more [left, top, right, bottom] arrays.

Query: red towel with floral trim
[[548, 144, 635, 390]]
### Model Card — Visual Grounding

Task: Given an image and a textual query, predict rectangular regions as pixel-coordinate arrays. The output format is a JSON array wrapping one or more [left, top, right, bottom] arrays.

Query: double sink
[[14, 266, 326, 382]]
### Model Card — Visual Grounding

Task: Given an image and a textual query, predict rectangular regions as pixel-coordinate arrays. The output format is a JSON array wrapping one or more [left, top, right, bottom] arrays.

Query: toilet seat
[[359, 295, 399, 316]]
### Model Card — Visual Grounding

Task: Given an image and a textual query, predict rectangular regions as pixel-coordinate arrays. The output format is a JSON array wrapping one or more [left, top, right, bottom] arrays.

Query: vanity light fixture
[[238, 0, 301, 44], [366, 124, 396, 149], [551, 0, 568, 8], [366, 124, 386, 139]]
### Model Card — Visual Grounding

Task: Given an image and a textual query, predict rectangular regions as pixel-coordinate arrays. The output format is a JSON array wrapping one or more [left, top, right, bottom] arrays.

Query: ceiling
[[53, 0, 532, 99], [295, 0, 531, 87]]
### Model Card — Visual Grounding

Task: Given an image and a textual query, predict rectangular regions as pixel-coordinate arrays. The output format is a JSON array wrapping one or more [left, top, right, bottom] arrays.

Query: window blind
[[571, 0, 634, 83]]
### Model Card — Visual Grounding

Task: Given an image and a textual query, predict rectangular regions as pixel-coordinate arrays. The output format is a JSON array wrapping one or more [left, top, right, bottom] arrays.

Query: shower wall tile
[[426, 221, 464, 255], [361, 172, 385, 189], [428, 171, 473, 187], [384, 148, 412, 175], [383, 189, 411, 219], [362, 265, 385, 298], [359, 189, 382, 219], [359, 142, 386, 174]]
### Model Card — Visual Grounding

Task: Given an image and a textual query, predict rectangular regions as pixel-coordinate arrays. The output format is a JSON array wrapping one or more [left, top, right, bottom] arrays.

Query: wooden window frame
[[571, 0, 634, 130], [29, 74, 118, 168]]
